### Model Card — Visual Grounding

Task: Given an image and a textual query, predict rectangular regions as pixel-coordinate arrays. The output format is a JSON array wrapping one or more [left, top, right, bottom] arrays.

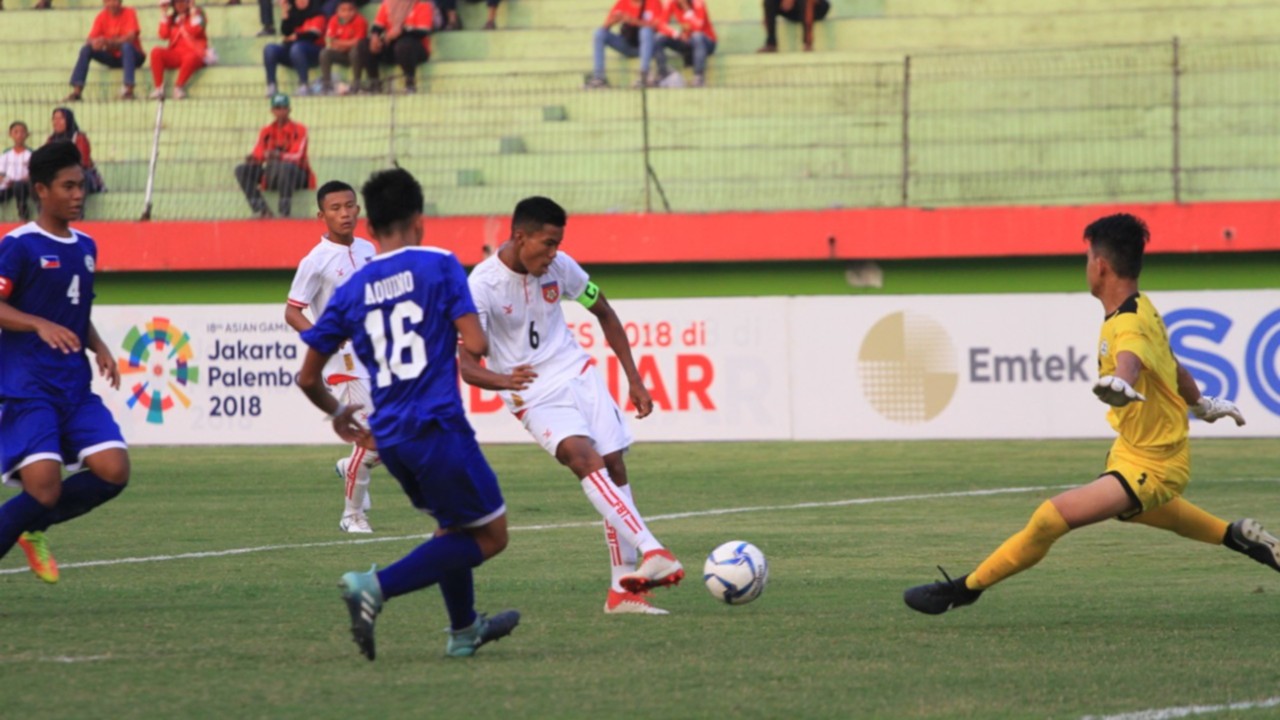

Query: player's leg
[[904, 473, 1134, 615], [337, 422, 516, 660], [27, 396, 129, 532], [0, 401, 69, 583], [582, 371, 682, 594], [601, 454, 670, 614], [335, 378, 377, 532]]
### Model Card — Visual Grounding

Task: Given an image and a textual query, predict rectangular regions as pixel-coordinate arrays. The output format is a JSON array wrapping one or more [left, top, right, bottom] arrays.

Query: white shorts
[[330, 376, 375, 429], [518, 369, 633, 458]]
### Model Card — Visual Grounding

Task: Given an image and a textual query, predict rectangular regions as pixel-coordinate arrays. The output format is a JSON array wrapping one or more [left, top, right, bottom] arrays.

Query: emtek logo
[[118, 317, 201, 424]]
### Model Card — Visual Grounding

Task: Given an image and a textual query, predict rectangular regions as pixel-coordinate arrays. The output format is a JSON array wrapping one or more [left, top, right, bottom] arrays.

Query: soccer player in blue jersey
[[297, 167, 519, 660], [0, 141, 130, 585]]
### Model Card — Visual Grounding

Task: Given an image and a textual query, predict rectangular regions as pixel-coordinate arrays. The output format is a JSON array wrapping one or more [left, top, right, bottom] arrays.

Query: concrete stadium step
[[907, 170, 1172, 207], [0, 4, 268, 40], [883, 0, 1249, 16]]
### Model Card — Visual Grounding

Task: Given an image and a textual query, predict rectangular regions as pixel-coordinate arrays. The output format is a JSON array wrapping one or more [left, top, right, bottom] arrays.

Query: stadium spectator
[[654, 0, 715, 87], [353, 0, 434, 94], [318, 0, 368, 94], [262, 0, 326, 96], [47, 108, 105, 198], [586, 0, 658, 89], [233, 93, 315, 219], [433, 0, 500, 31], [66, 0, 146, 102], [758, 0, 829, 53], [0, 121, 33, 222], [148, 0, 209, 100]]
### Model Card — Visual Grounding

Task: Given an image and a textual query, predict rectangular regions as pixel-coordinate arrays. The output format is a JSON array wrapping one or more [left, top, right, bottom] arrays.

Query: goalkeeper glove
[[1093, 375, 1146, 407], [1191, 396, 1246, 426]]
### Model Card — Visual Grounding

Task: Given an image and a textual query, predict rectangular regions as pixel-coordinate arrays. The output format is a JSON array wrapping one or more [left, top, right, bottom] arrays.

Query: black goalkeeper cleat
[[904, 566, 984, 615], [1227, 519, 1280, 573]]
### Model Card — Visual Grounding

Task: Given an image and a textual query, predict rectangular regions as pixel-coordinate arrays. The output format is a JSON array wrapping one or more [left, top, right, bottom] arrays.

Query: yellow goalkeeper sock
[[1125, 497, 1228, 545], [966, 501, 1070, 591]]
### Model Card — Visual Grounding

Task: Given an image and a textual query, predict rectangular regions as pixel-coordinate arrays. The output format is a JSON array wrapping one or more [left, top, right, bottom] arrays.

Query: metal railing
[[1, 35, 1278, 221]]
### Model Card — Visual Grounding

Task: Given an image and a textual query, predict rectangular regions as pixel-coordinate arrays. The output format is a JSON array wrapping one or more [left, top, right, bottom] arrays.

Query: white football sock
[[344, 445, 373, 515], [581, 468, 661, 556], [604, 521, 635, 592]]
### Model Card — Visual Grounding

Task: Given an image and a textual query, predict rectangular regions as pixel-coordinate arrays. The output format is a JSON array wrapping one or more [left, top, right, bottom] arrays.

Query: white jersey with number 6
[[468, 251, 593, 412], [287, 235, 377, 382]]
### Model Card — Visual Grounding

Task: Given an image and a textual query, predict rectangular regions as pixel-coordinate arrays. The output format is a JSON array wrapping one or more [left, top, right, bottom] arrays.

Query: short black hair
[[316, 179, 356, 209], [8, 121, 27, 133], [1084, 213, 1148, 279], [337, 0, 357, 6], [361, 168, 423, 235], [512, 196, 567, 235], [29, 141, 82, 189]]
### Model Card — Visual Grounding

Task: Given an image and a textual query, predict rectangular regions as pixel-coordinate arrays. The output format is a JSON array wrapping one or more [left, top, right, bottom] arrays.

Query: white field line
[[3, 476, 1274, 577], [0, 483, 1073, 576], [1082, 696, 1280, 720]]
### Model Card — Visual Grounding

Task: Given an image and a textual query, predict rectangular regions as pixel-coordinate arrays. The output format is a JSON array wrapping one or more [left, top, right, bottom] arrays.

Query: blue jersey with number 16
[[0, 223, 98, 401], [301, 246, 477, 447]]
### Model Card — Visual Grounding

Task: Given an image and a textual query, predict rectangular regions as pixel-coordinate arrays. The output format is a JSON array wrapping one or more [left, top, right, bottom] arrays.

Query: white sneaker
[[265, 82, 277, 98], [172, 86, 187, 100], [340, 513, 373, 534], [604, 589, 669, 615], [620, 549, 685, 593], [148, 87, 165, 100]]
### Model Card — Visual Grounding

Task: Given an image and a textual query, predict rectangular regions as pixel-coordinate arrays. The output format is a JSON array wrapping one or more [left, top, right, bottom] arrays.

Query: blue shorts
[[378, 417, 505, 530], [0, 395, 128, 487]]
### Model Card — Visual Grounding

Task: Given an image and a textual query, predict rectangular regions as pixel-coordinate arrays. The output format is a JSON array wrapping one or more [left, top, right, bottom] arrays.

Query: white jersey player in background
[[285, 180, 380, 533], [461, 196, 685, 615]]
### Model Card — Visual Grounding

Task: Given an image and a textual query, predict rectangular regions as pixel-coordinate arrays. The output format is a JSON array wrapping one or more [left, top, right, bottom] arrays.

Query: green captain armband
[[577, 281, 601, 308]]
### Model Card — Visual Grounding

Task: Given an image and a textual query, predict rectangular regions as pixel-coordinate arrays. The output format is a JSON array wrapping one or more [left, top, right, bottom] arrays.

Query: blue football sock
[[29, 471, 125, 533], [438, 567, 478, 631], [0, 492, 53, 560], [376, 531, 484, 600]]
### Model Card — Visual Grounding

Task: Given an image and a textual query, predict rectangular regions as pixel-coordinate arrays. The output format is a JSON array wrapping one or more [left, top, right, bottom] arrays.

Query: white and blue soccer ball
[[703, 541, 768, 605]]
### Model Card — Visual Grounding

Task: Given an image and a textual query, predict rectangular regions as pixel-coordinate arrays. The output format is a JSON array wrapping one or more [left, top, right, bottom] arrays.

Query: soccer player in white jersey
[[461, 196, 684, 615], [285, 180, 380, 533]]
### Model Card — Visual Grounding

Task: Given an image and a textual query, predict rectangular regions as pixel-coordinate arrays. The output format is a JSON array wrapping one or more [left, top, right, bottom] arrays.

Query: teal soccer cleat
[[339, 565, 383, 661], [446, 610, 521, 658]]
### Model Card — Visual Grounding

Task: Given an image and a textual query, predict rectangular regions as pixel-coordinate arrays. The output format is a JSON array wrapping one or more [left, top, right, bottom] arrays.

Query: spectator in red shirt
[[655, 0, 715, 86], [234, 93, 316, 219], [318, 0, 367, 94], [354, 0, 434, 94], [66, 0, 146, 101], [263, 0, 327, 96], [149, 0, 209, 100], [587, 0, 658, 89], [759, 0, 829, 53]]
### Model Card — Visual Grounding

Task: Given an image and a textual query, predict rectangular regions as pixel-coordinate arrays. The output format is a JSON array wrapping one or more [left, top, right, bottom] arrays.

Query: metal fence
[[1, 35, 1279, 222]]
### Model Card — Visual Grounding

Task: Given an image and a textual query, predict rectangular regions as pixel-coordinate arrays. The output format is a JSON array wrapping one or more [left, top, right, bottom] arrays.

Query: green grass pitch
[[2, 439, 1278, 719]]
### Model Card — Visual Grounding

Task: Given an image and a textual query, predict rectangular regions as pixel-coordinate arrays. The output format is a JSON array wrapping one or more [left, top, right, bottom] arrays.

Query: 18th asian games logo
[[118, 317, 201, 424]]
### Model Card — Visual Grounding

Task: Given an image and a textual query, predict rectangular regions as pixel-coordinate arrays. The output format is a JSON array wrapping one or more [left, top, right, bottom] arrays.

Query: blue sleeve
[[0, 234, 27, 298], [301, 283, 352, 355], [441, 254, 478, 322]]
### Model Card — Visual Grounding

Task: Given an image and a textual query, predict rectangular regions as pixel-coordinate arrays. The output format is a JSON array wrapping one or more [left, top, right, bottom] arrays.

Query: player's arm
[[1176, 361, 1246, 426], [284, 304, 313, 333], [87, 320, 120, 390], [585, 286, 653, 419], [456, 313, 536, 391], [298, 346, 373, 447], [1093, 350, 1145, 407], [0, 298, 80, 354]]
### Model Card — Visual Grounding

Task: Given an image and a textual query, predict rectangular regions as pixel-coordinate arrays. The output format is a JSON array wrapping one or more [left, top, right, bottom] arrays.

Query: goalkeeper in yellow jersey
[[904, 213, 1278, 615]]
